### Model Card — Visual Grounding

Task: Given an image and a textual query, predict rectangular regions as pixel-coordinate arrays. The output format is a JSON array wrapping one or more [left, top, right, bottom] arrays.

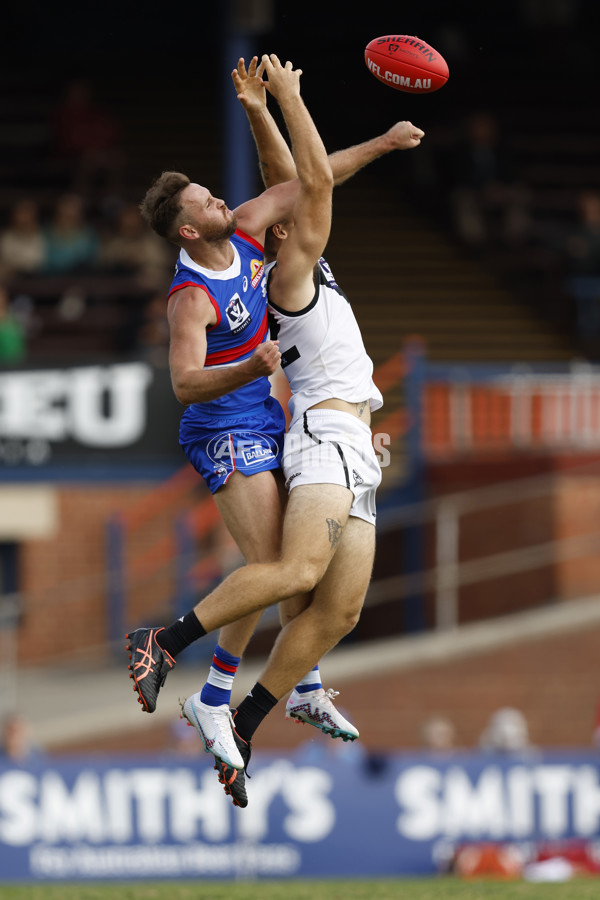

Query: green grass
[[1, 879, 600, 900]]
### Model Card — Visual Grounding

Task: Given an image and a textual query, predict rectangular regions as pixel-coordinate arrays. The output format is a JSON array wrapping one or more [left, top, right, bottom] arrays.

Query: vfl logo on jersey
[[225, 294, 251, 335], [319, 257, 339, 289], [250, 258, 264, 289]]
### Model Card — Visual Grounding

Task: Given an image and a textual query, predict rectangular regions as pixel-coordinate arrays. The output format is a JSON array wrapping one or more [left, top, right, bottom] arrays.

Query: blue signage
[[2, 748, 600, 881]]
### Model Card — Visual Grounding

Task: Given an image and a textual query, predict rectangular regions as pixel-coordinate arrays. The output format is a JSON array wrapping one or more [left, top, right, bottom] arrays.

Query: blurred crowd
[[5, 700, 600, 763], [0, 77, 175, 366], [1, 32, 600, 368], [0, 194, 172, 286], [413, 107, 600, 352]]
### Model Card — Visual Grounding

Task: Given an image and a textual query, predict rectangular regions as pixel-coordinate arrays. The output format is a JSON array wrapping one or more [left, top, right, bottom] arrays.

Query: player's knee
[[341, 607, 361, 636], [287, 558, 326, 595], [327, 605, 361, 641]]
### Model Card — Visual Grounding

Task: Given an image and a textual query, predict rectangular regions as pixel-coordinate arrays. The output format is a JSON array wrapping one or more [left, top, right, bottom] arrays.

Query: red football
[[364, 35, 449, 93]]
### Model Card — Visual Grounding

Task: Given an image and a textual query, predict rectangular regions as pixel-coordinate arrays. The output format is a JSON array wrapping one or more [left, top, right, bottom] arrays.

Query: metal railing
[[369, 458, 600, 630]]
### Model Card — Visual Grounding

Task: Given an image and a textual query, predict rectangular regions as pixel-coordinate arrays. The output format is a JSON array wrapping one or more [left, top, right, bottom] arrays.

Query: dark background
[[3, 0, 597, 186]]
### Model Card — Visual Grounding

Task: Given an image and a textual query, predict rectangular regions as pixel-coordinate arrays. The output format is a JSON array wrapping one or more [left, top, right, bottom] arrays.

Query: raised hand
[[232, 56, 267, 112], [260, 54, 303, 103]]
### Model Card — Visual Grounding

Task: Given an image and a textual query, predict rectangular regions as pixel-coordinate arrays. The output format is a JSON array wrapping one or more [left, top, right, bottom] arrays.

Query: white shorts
[[282, 409, 382, 525]]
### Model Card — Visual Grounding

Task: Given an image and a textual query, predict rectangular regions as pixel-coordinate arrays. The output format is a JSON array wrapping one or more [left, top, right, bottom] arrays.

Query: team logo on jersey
[[225, 293, 251, 335], [319, 257, 339, 289], [250, 258, 264, 289]]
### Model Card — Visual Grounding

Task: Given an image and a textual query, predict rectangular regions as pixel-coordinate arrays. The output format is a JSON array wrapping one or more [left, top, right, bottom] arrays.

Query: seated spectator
[[42, 193, 99, 274], [446, 111, 531, 250], [0, 713, 42, 763], [478, 707, 535, 755], [0, 198, 45, 279], [421, 714, 457, 753], [0, 285, 26, 365], [562, 190, 600, 340], [100, 202, 173, 288], [133, 291, 170, 366], [50, 77, 125, 197]]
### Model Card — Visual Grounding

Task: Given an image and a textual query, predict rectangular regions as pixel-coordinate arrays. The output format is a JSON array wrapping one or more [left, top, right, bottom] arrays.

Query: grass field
[[1, 879, 600, 899]]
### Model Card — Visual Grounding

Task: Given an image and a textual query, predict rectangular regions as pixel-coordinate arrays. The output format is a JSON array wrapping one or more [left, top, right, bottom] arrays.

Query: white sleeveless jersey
[[266, 257, 383, 423]]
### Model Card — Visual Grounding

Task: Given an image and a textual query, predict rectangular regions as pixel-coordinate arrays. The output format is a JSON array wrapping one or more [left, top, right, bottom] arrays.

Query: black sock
[[156, 611, 206, 658], [233, 682, 278, 743]]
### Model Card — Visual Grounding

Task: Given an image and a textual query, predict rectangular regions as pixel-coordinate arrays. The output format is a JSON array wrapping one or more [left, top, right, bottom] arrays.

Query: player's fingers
[[237, 58, 247, 77], [248, 56, 258, 76]]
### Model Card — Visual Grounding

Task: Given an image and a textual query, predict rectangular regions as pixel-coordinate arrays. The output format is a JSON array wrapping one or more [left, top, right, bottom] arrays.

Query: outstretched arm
[[329, 121, 425, 185], [232, 56, 297, 188]]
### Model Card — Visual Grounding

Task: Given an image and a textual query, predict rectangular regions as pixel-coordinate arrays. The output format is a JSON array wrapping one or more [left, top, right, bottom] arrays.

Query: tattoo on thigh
[[326, 517, 343, 549]]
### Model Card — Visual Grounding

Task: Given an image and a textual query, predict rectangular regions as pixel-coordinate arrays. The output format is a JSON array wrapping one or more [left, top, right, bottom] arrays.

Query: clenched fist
[[246, 340, 282, 377], [385, 121, 425, 150]]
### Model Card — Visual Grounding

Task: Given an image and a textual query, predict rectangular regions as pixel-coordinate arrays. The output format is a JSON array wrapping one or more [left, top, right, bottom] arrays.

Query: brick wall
[[16, 482, 196, 664], [55, 620, 600, 755]]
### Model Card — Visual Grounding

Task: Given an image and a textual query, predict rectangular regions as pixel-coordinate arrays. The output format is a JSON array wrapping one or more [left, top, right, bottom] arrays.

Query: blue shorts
[[179, 395, 286, 494]]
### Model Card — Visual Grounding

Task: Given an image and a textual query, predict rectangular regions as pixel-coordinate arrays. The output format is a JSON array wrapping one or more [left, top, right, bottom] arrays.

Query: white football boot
[[180, 693, 244, 769], [285, 687, 359, 741]]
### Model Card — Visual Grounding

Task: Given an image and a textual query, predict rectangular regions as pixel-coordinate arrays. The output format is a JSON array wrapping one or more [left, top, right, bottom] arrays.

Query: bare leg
[[259, 515, 376, 698], [211, 469, 284, 656], [192, 482, 354, 631]]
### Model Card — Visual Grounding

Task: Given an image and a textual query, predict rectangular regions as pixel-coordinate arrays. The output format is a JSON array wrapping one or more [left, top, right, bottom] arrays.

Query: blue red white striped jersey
[[169, 230, 270, 417]]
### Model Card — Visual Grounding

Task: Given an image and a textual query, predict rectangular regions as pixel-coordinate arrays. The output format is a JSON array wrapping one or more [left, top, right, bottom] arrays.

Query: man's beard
[[204, 212, 237, 243]]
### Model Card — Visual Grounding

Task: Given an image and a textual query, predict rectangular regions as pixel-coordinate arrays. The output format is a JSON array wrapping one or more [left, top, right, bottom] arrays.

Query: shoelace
[[213, 706, 238, 739], [323, 688, 340, 703]]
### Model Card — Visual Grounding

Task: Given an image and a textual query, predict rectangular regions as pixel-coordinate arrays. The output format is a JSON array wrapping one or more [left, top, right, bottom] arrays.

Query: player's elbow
[[173, 385, 193, 406], [302, 165, 333, 196], [171, 372, 198, 406], [315, 167, 334, 193]]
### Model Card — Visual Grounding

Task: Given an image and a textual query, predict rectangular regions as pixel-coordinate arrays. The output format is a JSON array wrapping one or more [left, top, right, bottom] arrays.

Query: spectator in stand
[[446, 111, 531, 251], [0, 713, 41, 763], [421, 714, 457, 753], [42, 193, 99, 274], [0, 285, 26, 365], [478, 707, 536, 755], [100, 201, 173, 289], [0, 198, 45, 279], [562, 189, 600, 340], [51, 78, 124, 198], [133, 290, 171, 367]]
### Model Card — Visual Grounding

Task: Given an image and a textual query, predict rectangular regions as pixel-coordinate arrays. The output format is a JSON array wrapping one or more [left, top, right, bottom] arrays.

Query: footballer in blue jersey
[[169, 228, 285, 492]]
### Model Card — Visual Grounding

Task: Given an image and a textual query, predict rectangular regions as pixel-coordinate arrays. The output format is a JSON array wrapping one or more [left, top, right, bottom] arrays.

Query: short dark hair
[[139, 171, 190, 243]]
